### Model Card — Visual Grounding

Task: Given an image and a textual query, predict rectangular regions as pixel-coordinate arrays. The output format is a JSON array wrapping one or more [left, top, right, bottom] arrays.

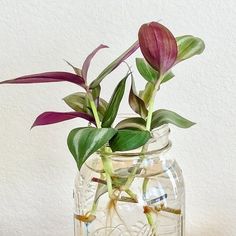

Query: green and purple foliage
[[0, 21, 205, 171]]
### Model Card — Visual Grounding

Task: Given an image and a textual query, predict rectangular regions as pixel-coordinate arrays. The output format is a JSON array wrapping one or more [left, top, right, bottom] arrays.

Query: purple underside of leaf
[[115, 41, 140, 71], [89, 41, 139, 89], [82, 44, 109, 80], [0, 71, 86, 87], [31, 111, 95, 128]]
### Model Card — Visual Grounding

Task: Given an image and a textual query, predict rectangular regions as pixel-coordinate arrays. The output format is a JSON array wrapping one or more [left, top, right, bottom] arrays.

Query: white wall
[[0, 1, 235, 235]]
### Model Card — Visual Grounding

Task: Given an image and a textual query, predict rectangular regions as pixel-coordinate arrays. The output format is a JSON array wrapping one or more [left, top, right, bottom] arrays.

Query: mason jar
[[73, 124, 185, 236]]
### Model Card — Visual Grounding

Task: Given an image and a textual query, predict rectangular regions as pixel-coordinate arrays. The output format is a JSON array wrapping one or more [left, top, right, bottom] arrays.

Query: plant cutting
[[0, 21, 204, 236]]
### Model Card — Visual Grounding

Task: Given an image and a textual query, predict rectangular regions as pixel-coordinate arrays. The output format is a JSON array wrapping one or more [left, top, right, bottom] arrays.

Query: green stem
[[101, 150, 114, 197], [142, 177, 149, 199], [123, 77, 163, 190], [87, 92, 114, 199], [145, 77, 162, 131], [88, 93, 101, 128]]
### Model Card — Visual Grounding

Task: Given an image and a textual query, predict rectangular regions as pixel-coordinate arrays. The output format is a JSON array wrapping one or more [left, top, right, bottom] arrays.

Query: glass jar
[[74, 125, 185, 236]]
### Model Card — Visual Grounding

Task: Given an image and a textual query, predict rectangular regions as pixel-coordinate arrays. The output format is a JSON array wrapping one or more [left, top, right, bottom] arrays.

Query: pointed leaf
[[129, 78, 148, 118], [0, 71, 86, 88], [64, 60, 83, 77], [115, 117, 146, 130], [89, 41, 139, 89], [138, 22, 177, 74], [102, 75, 128, 127], [82, 44, 109, 80], [176, 35, 205, 63], [151, 109, 196, 129], [109, 129, 151, 152], [31, 111, 95, 128], [67, 127, 117, 170]]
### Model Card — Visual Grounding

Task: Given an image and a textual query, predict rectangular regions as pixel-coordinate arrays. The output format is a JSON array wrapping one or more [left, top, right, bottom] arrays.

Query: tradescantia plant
[[0, 21, 204, 228]]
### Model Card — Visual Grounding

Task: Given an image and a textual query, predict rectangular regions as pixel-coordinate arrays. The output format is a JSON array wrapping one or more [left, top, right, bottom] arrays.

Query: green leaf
[[161, 71, 175, 84], [97, 99, 108, 119], [139, 82, 155, 107], [63, 92, 108, 119], [102, 75, 128, 127], [89, 41, 139, 89], [136, 58, 174, 84], [63, 92, 89, 113], [139, 70, 175, 108], [91, 84, 101, 100], [129, 78, 148, 118], [67, 127, 117, 170], [151, 109, 196, 129], [115, 117, 146, 130], [91, 85, 109, 119], [109, 129, 151, 152], [176, 35, 205, 63], [136, 58, 159, 83]]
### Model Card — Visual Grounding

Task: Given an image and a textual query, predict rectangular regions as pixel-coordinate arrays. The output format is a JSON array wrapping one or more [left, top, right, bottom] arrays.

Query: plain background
[[0, 1, 235, 235]]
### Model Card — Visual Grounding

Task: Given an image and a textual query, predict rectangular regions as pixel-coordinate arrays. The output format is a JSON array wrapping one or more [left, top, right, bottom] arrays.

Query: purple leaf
[[0, 71, 86, 88], [82, 44, 109, 80], [138, 22, 177, 75], [31, 111, 95, 128], [89, 41, 139, 89]]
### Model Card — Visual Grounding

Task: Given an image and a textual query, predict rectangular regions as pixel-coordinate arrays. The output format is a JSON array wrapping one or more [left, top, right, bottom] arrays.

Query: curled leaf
[[129, 78, 148, 118], [138, 22, 177, 74]]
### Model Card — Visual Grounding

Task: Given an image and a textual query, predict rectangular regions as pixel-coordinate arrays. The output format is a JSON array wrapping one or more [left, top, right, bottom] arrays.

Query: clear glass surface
[[74, 125, 185, 236]]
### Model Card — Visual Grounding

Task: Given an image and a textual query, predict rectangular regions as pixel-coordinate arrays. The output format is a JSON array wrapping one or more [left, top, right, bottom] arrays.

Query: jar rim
[[101, 124, 171, 160]]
